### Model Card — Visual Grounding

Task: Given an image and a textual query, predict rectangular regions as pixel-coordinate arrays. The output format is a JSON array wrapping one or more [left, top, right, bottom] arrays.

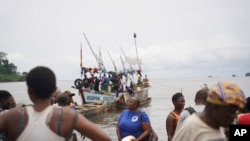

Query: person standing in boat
[[166, 92, 185, 141], [126, 86, 134, 97], [94, 76, 100, 92], [101, 73, 110, 93], [118, 75, 124, 92], [89, 74, 95, 90], [137, 75, 142, 87], [110, 74, 120, 93], [82, 74, 90, 91], [0, 66, 111, 141]]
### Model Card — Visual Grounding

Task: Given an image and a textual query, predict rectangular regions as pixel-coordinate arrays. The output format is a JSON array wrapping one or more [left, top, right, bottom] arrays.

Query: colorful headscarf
[[207, 81, 245, 109]]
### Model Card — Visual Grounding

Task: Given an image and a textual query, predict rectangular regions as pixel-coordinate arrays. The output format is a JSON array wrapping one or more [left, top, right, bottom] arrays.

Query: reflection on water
[[76, 110, 122, 141]]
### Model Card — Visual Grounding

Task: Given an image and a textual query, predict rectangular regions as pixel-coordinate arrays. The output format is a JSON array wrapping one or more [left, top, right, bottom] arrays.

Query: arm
[[75, 113, 111, 141], [0, 107, 25, 141], [136, 122, 151, 141], [0, 112, 7, 133], [166, 113, 175, 141], [116, 124, 122, 141]]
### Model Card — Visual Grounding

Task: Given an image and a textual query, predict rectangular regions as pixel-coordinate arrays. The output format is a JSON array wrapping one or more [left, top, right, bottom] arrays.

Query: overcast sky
[[1, 0, 250, 80]]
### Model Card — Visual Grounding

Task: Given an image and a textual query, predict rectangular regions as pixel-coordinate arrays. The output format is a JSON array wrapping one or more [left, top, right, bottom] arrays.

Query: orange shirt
[[171, 111, 180, 129]]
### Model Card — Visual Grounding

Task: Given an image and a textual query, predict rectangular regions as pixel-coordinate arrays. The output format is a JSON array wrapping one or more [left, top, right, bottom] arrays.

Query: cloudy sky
[[1, 0, 250, 80]]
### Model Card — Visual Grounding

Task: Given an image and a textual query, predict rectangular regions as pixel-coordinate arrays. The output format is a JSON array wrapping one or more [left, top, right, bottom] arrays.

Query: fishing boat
[[76, 101, 107, 119], [74, 33, 152, 110]]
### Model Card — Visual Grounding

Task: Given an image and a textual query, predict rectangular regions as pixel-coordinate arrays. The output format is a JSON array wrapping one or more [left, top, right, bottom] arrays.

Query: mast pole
[[99, 47, 106, 73], [80, 43, 83, 78], [134, 33, 141, 71], [82, 32, 100, 65], [107, 50, 117, 72]]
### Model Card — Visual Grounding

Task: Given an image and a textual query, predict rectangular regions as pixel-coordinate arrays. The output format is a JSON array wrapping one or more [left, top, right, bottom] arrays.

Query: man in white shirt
[[176, 87, 208, 130]]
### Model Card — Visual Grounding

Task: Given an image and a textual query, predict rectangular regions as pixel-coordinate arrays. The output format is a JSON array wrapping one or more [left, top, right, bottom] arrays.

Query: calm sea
[[1, 77, 250, 141]]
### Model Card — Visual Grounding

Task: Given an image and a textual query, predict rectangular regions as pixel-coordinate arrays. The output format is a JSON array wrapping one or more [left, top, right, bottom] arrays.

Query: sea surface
[[1, 77, 250, 141]]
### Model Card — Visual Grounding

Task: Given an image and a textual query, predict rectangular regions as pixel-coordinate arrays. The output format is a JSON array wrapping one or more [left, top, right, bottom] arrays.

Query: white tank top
[[16, 106, 65, 141]]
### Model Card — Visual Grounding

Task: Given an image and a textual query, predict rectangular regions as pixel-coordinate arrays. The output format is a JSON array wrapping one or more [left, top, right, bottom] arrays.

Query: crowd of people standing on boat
[[1, 65, 250, 141], [79, 70, 147, 96], [80, 71, 150, 95]]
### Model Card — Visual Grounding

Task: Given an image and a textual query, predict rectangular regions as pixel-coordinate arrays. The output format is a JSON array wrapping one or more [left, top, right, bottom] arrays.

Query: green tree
[[0, 51, 26, 82]]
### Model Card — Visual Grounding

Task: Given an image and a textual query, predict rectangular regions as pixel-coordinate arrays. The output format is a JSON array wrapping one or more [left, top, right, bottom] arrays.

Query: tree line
[[0, 52, 27, 82]]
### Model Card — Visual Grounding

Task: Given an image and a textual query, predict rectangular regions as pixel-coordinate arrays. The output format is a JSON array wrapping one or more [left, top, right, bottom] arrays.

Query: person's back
[[101, 74, 110, 92], [0, 66, 111, 141], [176, 88, 208, 130], [94, 77, 100, 92], [103, 75, 110, 84]]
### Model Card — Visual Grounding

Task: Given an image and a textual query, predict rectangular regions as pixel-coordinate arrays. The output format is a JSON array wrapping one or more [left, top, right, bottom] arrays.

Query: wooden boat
[[107, 85, 152, 110], [76, 101, 107, 119], [74, 33, 152, 110], [140, 97, 152, 107]]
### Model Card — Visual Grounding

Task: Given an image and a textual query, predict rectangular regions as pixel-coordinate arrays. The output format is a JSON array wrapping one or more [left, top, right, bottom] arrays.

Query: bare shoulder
[[2, 107, 24, 121], [50, 107, 77, 122], [166, 112, 176, 120], [0, 106, 25, 139]]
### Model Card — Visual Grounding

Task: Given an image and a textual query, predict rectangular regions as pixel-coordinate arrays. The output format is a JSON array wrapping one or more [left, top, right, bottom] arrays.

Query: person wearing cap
[[57, 93, 70, 107], [63, 90, 77, 110], [172, 81, 246, 141]]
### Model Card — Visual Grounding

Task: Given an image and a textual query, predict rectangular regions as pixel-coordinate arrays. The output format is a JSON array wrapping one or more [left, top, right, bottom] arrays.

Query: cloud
[[0, 0, 250, 80]]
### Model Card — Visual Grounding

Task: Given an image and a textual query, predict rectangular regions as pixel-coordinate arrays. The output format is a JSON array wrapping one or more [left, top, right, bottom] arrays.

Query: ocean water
[[1, 77, 250, 141]]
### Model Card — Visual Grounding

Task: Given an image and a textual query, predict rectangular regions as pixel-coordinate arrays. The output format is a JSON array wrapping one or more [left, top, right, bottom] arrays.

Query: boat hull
[[76, 101, 107, 119], [83, 92, 117, 107], [80, 86, 151, 111]]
